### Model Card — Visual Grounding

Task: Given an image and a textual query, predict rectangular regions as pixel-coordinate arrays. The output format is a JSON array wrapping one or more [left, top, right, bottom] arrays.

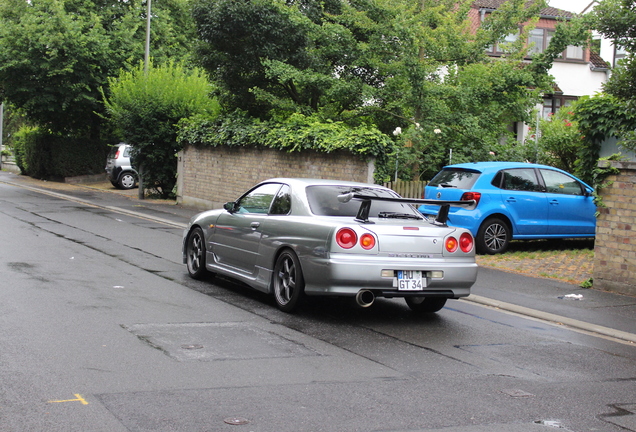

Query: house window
[[614, 44, 627, 66], [488, 31, 520, 54], [565, 45, 584, 60], [528, 28, 554, 55], [542, 96, 577, 118], [526, 28, 585, 61]]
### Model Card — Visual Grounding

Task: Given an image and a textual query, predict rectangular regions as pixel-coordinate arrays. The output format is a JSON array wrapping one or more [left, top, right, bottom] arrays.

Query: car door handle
[[506, 197, 517, 203], [250, 222, 261, 229], [550, 199, 559, 205]]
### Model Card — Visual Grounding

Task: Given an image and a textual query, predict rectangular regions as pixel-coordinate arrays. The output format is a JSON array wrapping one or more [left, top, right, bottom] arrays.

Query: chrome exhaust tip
[[355, 290, 375, 308]]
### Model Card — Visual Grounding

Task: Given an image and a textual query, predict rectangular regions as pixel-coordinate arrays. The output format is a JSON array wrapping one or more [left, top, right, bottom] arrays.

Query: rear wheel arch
[[477, 215, 513, 254], [271, 247, 306, 312]]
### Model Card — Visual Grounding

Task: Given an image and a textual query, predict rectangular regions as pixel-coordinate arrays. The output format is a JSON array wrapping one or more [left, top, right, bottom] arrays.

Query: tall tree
[[192, 0, 587, 180], [0, 0, 196, 138], [588, 0, 636, 150]]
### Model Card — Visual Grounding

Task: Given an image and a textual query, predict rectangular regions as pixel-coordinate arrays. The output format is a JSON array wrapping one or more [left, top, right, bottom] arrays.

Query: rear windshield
[[428, 168, 480, 189], [107, 146, 119, 158], [306, 185, 420, 218]]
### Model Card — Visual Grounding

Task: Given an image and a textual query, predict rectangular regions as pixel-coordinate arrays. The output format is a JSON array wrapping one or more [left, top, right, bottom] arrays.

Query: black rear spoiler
[[337, 193, 476, 225]]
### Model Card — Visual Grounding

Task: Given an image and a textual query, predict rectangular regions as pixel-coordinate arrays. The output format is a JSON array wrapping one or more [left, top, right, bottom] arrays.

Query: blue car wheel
[[477, 217, 511, 254]]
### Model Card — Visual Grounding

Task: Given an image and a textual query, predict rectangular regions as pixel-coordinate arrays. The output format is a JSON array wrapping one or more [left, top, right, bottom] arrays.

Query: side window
[[236, 183, 281, 214], [491, 171, 503, 188], [501, 169, 540, 192], [269, 185, 291, 215], [540, 169, 584, 195]]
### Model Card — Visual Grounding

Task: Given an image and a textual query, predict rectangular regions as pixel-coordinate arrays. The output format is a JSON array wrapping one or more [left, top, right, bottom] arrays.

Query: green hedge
[[177, 112, 392, 158], [177, 112, 394, 182], [13, 127, 109, 179]]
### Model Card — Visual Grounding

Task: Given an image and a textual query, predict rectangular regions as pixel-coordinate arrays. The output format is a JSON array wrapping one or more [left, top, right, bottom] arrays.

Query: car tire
[[118, 172, 137, 190], [273, 250, 305, 313], [405, 297, 447, 313], [186, 227, 208, 279], [477, 217, 511, 254]]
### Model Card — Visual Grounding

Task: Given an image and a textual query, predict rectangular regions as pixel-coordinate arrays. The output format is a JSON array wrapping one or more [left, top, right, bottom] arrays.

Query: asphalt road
[[1, 171, 635, 432]]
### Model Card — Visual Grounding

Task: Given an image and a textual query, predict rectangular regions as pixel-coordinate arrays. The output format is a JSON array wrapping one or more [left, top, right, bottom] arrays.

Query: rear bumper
[[302, 253, 477, 299]]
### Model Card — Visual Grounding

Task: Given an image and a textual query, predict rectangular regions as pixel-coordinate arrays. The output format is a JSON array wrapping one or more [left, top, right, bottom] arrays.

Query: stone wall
[[593, 161, 636, 297], [176, 144, 375, 210]]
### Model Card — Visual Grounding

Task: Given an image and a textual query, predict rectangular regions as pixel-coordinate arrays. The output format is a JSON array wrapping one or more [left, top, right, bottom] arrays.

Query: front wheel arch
[[185, 226, 208, 279]]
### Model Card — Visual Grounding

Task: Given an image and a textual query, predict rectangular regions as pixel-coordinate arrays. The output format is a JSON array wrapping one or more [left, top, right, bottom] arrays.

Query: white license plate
[[396, 270, 426, 290]]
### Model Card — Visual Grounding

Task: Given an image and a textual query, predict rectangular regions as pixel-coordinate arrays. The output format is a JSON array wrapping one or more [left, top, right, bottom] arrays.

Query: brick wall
[[176, 144, 375, 210], [593, 161, 636, 297]]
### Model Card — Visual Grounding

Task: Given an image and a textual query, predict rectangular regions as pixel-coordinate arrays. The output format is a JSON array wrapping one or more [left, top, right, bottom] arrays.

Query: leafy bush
[[104, 61, 220, 198], [526, 109, 581, 173]]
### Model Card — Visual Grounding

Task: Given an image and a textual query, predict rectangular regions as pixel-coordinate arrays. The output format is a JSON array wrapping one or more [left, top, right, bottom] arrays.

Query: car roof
[[442, 161, 567, 174], [261, 178, 388, 189]]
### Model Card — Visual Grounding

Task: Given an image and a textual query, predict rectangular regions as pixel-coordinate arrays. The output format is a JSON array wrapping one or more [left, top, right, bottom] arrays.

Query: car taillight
[[336, 228, 357, 249], [460, 191, 481, 205], [460, 232, 474, 253], [445, 236, 458, 253], [115, 150, 121, 159], [360, 233, 376, 250]]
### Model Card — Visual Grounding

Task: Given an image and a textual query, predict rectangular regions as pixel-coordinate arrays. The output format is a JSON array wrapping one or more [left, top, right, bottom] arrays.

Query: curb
[[464, 294, 636, 344]]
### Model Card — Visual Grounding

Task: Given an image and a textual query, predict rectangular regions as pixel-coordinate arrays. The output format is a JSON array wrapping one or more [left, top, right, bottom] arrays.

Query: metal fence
[[383, 180, 427, 198]]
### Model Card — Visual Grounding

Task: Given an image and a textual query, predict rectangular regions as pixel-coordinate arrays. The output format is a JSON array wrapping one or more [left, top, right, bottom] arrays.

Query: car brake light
[[460, 232, 474, 253], [336, 228, 357, 249], [115, 150, 121, 159], [360, 233, 376, 250], [445, 236, 458, 253], [460, 191, 481, 205]]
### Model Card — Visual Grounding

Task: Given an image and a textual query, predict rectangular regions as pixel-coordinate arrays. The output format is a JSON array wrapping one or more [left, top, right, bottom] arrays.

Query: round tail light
[[460, 232, 474, 253], [360, 233, 376, 250], [336, 228, 357, 249], [445, 236, 458, 253]]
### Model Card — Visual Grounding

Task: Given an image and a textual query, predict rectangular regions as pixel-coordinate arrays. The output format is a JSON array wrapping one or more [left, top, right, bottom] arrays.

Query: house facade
[[470, 0, 613, 145]]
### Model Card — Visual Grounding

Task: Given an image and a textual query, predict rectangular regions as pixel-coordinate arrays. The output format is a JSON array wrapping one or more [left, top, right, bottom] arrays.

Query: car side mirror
[[223, 201, 237, 213]]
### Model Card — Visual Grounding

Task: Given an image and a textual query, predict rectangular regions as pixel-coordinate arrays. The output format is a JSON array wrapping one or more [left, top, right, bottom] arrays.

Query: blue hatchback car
[[418, 162, 596, 254]]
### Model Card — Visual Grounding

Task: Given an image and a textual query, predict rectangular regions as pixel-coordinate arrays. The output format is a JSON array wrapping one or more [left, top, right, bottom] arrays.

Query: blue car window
[[501, 169, 540, 192], [428, 169, 479, 189], [236, 183, 281, 214], [269, 184, 291, 215], [540, 169, 584, 195]]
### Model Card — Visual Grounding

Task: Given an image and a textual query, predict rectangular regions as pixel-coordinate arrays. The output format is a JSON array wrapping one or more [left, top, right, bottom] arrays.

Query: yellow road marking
[[48, 394, 89, 405]]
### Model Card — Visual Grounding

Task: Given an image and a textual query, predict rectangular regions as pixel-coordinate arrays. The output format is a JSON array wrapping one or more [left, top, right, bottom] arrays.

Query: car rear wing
[[337, 193, 476, 225]]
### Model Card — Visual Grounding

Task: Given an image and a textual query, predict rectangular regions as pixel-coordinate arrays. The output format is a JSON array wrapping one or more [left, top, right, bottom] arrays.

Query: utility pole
[[139, 0, 152, 199]]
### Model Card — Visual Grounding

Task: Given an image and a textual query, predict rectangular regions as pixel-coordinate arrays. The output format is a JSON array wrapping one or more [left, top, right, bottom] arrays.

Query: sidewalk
[[1, 170, 634, 343]]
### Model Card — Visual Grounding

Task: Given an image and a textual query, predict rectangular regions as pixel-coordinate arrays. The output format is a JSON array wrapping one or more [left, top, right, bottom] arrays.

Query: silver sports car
[[183, 178, 478, 313]]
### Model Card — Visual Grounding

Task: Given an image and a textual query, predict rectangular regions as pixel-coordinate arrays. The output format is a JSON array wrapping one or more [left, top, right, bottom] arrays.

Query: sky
[[548, 0, 597, 14]]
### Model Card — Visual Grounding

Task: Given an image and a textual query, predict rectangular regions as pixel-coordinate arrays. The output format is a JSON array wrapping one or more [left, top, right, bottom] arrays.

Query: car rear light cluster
[[445, 232, 474, 253], [336, 228, 376, 250], [460, 191, 481, 205]]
